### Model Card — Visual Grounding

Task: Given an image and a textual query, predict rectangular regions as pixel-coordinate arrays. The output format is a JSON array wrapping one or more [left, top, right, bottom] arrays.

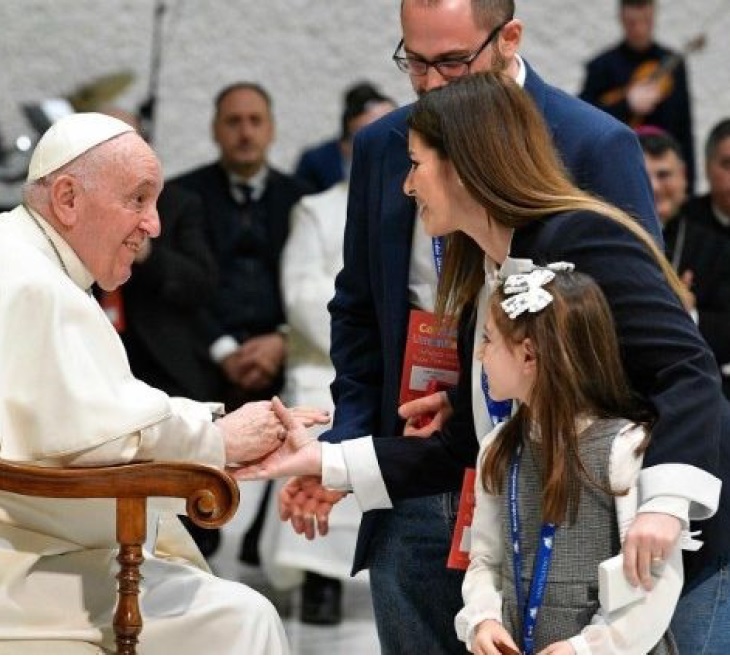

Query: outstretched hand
[[279, 475, 347, 539], [228, 396, 325, 479]]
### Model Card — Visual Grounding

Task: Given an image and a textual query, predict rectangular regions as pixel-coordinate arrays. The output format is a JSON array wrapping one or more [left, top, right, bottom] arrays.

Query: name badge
[[398, 309, 459, 428]]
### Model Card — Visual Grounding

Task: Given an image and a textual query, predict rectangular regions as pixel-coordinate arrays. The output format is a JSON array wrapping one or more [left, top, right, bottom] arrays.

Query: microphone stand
[[139, 0, 166, 143]]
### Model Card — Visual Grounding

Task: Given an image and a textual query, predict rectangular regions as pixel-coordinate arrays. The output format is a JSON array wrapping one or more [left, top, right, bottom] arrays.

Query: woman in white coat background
[[259, 85, 396, 625]]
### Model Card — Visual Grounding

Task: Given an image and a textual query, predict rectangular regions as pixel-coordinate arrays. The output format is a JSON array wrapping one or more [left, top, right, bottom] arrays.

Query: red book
[[447, 467, 476, 570], [398, 310, 459, 428]]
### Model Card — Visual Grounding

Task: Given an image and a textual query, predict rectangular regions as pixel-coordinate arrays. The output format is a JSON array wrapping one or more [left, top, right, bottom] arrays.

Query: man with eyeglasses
[[283, 1, 663, 653]]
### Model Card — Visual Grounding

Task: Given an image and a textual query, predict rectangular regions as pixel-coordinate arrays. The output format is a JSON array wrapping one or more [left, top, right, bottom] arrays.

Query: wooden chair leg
[[114, 498, 146, 655]]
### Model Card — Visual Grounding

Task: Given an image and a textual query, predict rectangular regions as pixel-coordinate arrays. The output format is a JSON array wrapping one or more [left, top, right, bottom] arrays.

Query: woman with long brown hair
[[239, 71, 728, 654]]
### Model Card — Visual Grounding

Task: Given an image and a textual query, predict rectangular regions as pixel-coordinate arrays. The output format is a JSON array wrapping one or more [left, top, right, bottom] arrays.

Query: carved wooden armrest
[[0, 459, 240, 655]]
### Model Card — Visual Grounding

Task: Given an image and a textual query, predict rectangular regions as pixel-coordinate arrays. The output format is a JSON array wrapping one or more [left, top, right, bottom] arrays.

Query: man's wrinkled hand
[[399, 391, 452, 437], [217, 397, 329, 464], [279, 475, 346, 539], [227, 396, 326, 479]]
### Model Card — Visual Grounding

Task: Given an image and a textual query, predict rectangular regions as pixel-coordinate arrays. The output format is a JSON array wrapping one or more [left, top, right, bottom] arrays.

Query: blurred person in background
[[261, 88, 396, 625], [171, 82, 312, 561], [293, 81, 394, 193], [580, 0, 696, 190]]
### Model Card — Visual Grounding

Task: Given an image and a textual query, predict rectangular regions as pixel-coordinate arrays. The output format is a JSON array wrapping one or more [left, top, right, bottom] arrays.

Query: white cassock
[[0, 205, 289, 654]]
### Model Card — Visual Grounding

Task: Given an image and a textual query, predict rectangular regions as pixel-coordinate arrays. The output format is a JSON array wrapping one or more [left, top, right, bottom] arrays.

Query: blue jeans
[[368, 495, 468, 654], [671, 556, 730, 654]]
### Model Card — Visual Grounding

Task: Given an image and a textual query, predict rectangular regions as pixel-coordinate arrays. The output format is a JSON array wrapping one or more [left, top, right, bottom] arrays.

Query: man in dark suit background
[[579, 0, 696, 191], [685, 118, 730, 237], [278, 0, 662, 653], [119, 181, 221, 401], [97, 107, 220, 403], [639, 128, 730, 399], [172, 82, 311, 562]]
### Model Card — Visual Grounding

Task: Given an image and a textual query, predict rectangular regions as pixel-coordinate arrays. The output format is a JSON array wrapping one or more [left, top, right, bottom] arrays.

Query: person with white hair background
[[0, 112, 327, 653]]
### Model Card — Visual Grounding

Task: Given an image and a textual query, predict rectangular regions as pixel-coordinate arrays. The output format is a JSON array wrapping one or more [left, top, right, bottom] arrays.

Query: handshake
[[220, 389, 452, 540], [219, 397, 345, 539]]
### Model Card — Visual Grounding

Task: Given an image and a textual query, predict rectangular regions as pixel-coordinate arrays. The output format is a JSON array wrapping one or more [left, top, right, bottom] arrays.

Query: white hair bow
[[500, 262, 575, 319]]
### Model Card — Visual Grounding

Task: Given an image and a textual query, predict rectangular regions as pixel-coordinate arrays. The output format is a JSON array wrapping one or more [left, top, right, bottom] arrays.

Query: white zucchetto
[[26, 112, 134, 182]]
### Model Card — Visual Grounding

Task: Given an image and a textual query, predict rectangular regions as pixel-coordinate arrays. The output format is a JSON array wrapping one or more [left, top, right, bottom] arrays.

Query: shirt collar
[[228, 165, 269, 202], [514, 53, 526, 88], [25, 206, 95, 292]]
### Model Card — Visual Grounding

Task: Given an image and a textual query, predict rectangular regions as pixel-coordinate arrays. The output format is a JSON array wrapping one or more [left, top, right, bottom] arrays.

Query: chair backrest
[[0, 459, 240, 655]]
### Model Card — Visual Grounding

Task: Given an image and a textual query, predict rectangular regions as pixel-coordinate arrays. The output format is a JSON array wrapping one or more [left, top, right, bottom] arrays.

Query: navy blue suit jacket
[[325, 62, 663, 573], [294, 139, 345, 193]]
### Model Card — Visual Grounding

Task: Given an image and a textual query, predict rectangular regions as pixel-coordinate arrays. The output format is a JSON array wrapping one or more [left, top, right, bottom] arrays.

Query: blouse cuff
[[638, 464, 721, 520], [342, 437, 393, 511], [568, 634, 591, 655], [454, 610, 501, 653], [321, 441, 350, 491], [209, 335, 238, 363], [322, 437, 393, 511]]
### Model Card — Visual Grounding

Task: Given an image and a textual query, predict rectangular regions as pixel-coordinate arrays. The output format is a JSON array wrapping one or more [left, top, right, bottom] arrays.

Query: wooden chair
[[0, 459, 240, 655]]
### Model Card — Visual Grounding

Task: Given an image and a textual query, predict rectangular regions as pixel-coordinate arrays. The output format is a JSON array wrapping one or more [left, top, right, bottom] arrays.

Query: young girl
[[455, 266, 683, 655]]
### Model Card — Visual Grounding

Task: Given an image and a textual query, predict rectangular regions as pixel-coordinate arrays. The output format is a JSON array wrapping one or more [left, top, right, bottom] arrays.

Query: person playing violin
[[580, 0, 696, 192]]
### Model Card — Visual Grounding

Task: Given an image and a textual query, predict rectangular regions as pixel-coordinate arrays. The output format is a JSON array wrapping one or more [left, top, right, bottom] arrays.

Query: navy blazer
[[325, 61, 663, 573]]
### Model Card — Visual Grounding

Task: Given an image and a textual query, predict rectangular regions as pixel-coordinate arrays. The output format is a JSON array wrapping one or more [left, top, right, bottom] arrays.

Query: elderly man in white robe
[[0, 112, 327, 654]]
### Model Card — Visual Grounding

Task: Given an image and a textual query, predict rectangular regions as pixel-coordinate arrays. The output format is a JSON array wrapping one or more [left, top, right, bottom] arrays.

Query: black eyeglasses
[[392, 21, 507, 78]]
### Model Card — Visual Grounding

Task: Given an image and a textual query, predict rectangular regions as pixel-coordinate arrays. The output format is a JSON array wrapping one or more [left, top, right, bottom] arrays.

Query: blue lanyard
[[509, 443, 557, 655], [481, 368, 513, 426], [439, 234, 511, 425], [431, 236, 444, 279]]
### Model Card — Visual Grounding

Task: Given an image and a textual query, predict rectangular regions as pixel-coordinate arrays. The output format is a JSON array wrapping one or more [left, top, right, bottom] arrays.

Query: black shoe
[[300, 572, 342, 625], [178, 515, 220, 558]]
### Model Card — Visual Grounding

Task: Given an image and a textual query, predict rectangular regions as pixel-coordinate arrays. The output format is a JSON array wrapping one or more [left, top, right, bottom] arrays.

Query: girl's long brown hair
[[483, 271, 652, 524]]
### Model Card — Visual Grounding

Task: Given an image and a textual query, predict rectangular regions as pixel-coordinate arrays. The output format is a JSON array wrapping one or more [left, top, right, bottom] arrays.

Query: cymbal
[[67, 71, 135, 112]]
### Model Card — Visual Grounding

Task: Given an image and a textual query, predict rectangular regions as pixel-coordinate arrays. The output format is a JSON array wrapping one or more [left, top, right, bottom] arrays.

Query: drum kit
[[1, 1, 166, 196], [0, 71, 135, 188]]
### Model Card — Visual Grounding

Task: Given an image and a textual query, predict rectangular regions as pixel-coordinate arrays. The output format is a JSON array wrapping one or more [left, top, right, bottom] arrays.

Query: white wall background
[[1, 0, 728, 197]]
